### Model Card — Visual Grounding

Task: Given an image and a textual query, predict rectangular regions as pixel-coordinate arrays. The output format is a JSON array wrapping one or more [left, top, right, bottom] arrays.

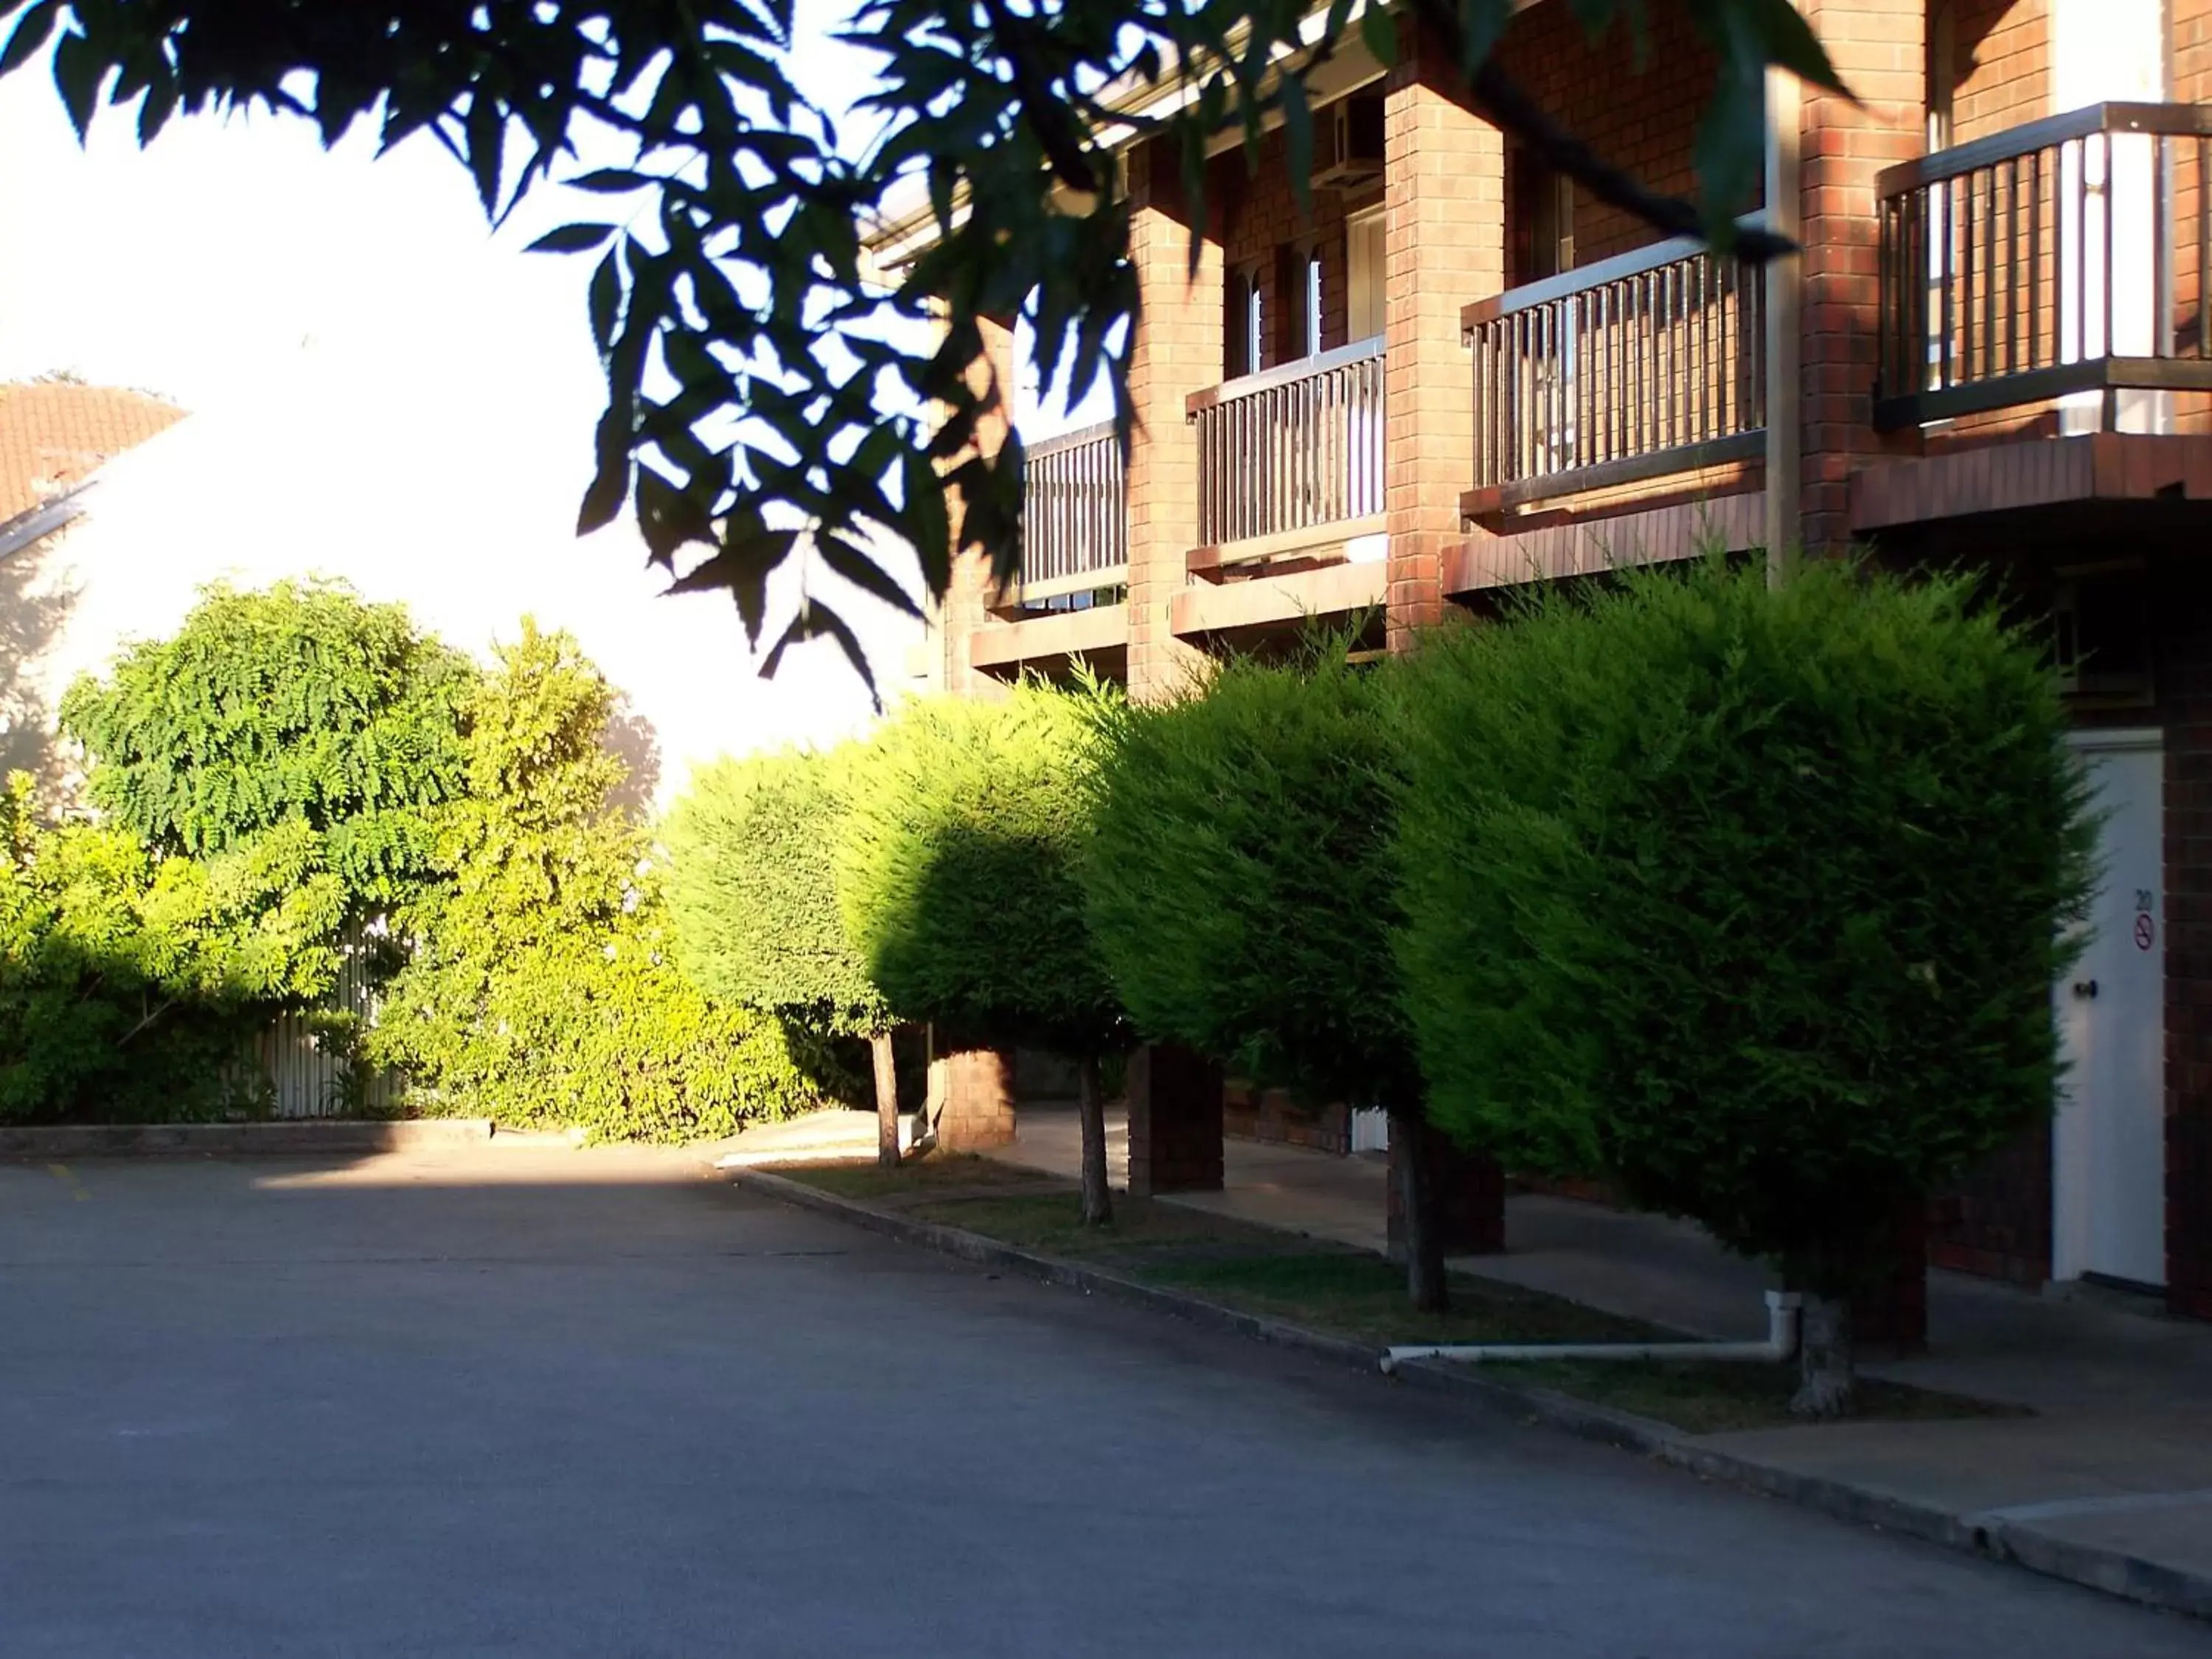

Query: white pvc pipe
[[1378, 1290, 1801, 1375]]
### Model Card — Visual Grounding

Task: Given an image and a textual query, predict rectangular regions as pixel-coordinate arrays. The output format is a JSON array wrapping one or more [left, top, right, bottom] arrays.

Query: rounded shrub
[[666, 746, 891, 1035], [1391, 557, 2094, 1411], [837, 684, 1124, 1217], [665, 746, 902, 1159], [1082, 641, 1458, 1307]]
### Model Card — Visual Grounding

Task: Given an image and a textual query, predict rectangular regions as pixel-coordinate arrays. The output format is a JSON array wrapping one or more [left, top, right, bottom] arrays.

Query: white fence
[[248, 920, 407, 1119]]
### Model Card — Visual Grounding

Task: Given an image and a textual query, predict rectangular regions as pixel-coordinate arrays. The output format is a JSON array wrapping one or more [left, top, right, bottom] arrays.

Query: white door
[[2053, 0, 2167, 434], [2053, 731, 2167, 1289]]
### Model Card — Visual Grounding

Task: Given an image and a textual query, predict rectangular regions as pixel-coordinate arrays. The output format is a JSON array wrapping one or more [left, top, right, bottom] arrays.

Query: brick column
[[1384, 19, 1504, 650], [1125, 137, 1222, 702], [936, 313, 1020, 698], [930, 1043, 1016, 1152], [1126, 1043, 1224, 1197], [1386, 1120, 1507, 1258], [1792, 0, 1924, 555]]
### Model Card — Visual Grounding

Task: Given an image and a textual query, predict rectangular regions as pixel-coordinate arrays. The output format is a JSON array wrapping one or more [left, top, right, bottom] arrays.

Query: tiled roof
[[0, 381, 187, 524]]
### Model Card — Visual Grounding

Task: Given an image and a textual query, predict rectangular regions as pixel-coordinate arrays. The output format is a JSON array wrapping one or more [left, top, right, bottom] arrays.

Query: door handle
[[2073, 979, 2100, 1000]]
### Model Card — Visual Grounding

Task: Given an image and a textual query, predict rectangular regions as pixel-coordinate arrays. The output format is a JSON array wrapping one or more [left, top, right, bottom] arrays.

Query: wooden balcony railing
[[1015, 420, 1126, 605], [1877, 102, 2212, 429], [1187, 336, 1386, 557], [1462, 226, 1766, 515]]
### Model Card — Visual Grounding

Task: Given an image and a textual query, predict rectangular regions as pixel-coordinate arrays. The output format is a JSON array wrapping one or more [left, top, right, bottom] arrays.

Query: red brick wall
[[936, 316, 1019, 698], [2145, 558, 2212, 1318], [1495, 0, 1731, 265], [1798, 0, 1928, 554], [1223, 1081, 1351, 1153], [1930, 1123, 2053, 1284], [1124, 137, 1221, 701], [1213, 131, 1370, 374], [1949, 0, 2048, 144], [2177, 0, 2212, 103], [1386, 18, 1503, 647]]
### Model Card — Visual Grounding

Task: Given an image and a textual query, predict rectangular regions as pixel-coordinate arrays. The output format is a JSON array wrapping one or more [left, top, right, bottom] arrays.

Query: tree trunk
[[1078, 1052, 1113, 1227], [870, 1030, 900, 1169], [1791, 1293, 1857, 1419], [1391, 1106, 1448, 1313]]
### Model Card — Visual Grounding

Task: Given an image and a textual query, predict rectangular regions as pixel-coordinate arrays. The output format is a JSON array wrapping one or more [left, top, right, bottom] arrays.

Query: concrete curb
[[734, 1166, 2211, 1625], [0, 1119, 495, 1161]]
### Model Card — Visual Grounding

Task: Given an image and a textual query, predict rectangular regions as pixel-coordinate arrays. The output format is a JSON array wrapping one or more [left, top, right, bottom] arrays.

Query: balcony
[[1877, 102, 2212, 431], [974, 422, 1128, 682], [1007, 420, 1127, 608], [1853, 102, 2212, 535], [1461, 227, 1767, 521], [1186, 337, 1388, 574]]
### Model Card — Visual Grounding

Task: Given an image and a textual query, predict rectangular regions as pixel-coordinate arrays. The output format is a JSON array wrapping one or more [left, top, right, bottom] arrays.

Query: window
[[1510, 148, 1574, 287], [1346, 206, 1385, 341], [1224, 264, 1264, 380]]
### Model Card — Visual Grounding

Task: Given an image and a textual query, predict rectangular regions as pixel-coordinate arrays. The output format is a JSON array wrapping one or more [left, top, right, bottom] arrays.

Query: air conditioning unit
[[1312, 93, 1385, 189]]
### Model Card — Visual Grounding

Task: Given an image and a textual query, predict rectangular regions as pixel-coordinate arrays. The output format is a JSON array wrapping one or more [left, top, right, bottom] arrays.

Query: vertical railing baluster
[[2030, 147, 2043, 370], [1982, 165, 1997, 381], [2005, 156, 2020, 374], [2101, 133, 2116, 382], [2200, 135, 2211, 360], [1941, 170, 1955, 388]]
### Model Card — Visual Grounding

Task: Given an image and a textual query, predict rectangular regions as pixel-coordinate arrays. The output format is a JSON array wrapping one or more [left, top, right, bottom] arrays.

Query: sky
[[0, 13, 1062, 769]]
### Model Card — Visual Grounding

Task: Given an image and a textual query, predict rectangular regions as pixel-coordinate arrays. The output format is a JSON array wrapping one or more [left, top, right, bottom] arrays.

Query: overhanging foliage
[[1, 0, 1839, 691]]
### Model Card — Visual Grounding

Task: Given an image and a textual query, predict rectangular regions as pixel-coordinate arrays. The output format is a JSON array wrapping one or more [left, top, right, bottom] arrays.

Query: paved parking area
[[1, 1145, 2205, 1658]]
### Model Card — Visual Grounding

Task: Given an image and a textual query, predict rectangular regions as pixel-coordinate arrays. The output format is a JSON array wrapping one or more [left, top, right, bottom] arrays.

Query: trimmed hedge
[[1391, 557, 2094, 1301], [836, 686, 1121, 1057], [1084, 641, 1413, 1112], [664, 746, 891, 1040]]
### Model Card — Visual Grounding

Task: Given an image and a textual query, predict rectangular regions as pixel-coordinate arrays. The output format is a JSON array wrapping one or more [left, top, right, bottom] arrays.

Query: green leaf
[[527, 222, 618, 255], [566, 167, 654, 194], [1358, 0, 1398, 65], [0, 1, 60, 79], [49, 26, 105, 140], [587, 246, 621, 354], [902, 447, 951, 597], [761, 602, 878, 710], [577, 408, 631, 535], [813, 529, 923, 620], [465, 86, 503, 217]]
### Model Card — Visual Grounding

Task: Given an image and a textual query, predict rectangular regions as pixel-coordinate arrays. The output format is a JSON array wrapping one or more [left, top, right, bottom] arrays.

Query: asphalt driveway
[[0, 1144, 2202, 1658]]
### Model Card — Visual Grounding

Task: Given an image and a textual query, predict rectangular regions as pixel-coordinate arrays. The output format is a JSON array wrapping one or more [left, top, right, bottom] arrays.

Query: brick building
[[871, 0, 2212, 1321]]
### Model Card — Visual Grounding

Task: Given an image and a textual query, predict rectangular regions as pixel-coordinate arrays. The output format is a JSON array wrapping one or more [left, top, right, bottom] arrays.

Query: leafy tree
[[1, 1, 1835, 684], [837, 685, 1124, 1220], [1084, 641, 1456, 1309], [665, 746, 903, 1164], [1391, 558, 2095, 1415], [0, 776, 347, 1121], [59, 580, 475, 915], [366, 620, 827, 1140]]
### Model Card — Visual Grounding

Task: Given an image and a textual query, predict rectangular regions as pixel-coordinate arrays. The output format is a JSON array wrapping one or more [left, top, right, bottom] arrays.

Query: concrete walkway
[[993, 1104, 2212, 1611]]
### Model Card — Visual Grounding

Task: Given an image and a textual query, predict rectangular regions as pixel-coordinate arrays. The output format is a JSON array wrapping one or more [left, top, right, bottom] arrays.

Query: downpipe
[[1378, 1290, 1801, 1375]]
